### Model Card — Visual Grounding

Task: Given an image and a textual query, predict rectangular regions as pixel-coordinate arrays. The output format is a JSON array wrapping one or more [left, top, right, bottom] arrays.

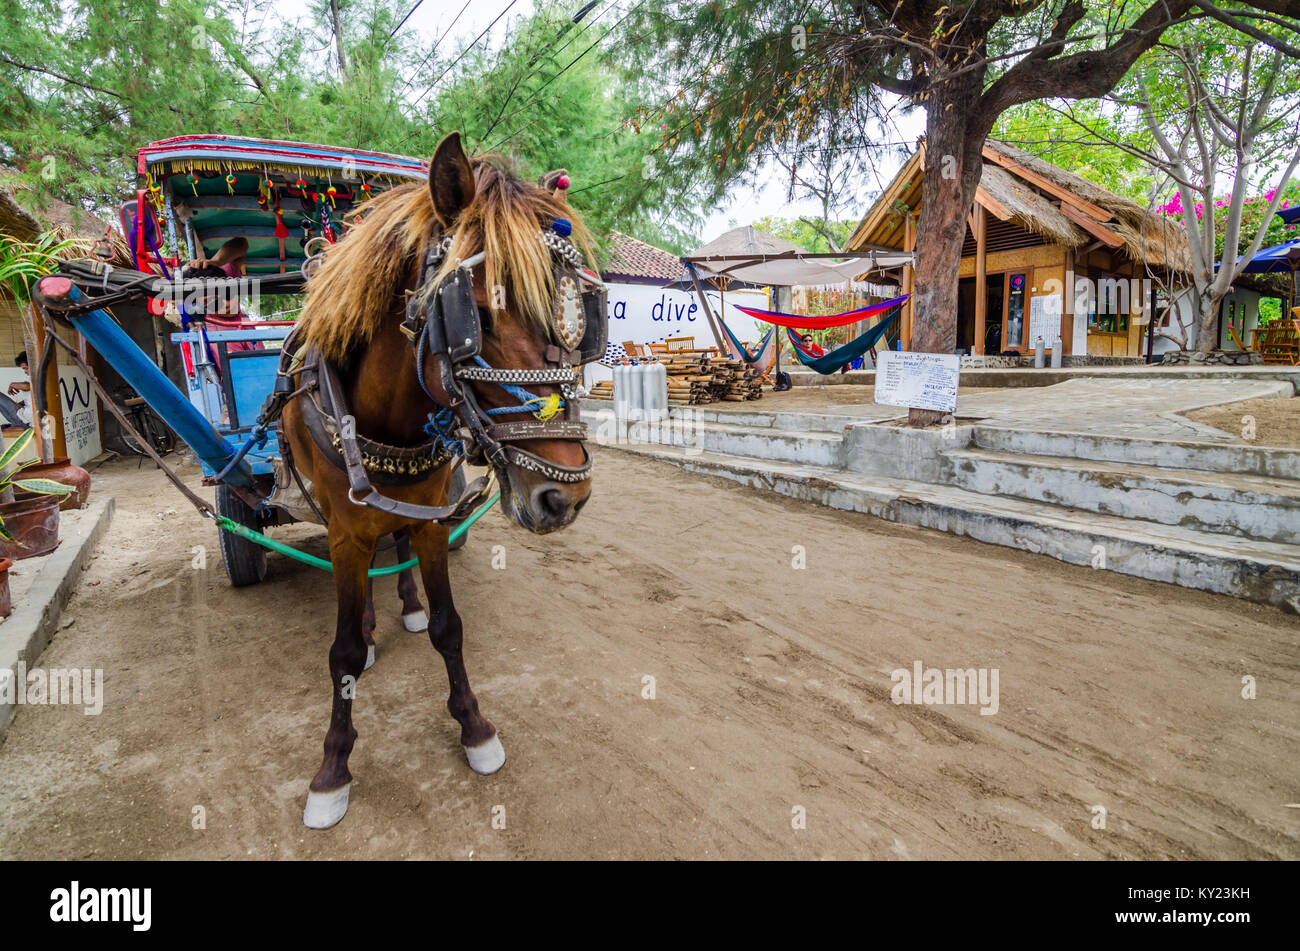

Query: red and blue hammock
[[734, 295, 909, 374]]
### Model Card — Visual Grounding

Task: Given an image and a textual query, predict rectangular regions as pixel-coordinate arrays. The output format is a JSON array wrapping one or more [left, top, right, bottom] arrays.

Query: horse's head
[[418, 133, 603, 534]]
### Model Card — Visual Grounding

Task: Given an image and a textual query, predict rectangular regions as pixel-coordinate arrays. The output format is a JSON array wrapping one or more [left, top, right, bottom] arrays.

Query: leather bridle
[[400, 221, 607, 486]]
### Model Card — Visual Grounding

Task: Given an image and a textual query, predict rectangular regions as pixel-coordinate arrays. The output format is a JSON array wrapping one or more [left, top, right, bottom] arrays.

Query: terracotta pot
[[0, 495, 61, 560], [0, 557, 11, 618], [17, 457, 91, 510]]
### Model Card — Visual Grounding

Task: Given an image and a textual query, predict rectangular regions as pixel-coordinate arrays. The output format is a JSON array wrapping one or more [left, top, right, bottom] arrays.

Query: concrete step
[[580, 399, 856, 435], [584, 408, 847, 468], [942, 448, 1300, 545], [972, 425, 1300, 481], [601, 441, 1300, 612]]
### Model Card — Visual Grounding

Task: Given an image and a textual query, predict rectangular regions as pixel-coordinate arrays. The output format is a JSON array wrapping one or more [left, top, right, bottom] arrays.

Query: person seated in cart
[[185, 237, 262, 356]]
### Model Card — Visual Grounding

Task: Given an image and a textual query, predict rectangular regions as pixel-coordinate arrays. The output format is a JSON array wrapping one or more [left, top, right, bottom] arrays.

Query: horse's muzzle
[[503, 469, 591, 534]]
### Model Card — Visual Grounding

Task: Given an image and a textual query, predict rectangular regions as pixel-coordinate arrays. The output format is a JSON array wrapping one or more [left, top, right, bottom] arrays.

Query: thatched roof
[[0, 167, 118, 246], [848, 140, 1191, 273]]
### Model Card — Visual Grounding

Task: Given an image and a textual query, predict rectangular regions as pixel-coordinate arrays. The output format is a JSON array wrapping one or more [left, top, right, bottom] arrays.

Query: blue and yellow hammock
[[718, 319, 776, 366]]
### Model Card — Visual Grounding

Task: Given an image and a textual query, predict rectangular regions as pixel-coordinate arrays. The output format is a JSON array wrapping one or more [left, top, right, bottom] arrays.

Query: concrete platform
[[609, 441, 1300, 612], [586, 373, 1300, 608], [789, 363, 1300, 391]]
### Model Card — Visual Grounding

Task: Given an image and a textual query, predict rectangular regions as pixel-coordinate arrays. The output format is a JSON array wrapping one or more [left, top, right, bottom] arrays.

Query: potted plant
[[0, 428, 75, 561]]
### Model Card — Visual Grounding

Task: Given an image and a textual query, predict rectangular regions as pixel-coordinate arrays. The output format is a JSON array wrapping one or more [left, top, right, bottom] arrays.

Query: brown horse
[[281, 132, 599, 828]]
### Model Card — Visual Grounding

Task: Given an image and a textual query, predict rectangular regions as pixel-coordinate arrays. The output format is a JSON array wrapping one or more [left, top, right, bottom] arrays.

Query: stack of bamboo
[[586, 350, 765, 407], [661, 350, 718, 405], [708, 357, 763, 401]]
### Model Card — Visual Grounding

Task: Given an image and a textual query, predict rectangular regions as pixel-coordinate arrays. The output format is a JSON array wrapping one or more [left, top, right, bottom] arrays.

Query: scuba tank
[[643, 358, 668, 422], [613, 362, 630, 420]]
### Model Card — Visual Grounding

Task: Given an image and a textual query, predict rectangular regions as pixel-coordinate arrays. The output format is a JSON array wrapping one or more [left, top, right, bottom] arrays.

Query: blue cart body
[[170, 326, 294, 478]]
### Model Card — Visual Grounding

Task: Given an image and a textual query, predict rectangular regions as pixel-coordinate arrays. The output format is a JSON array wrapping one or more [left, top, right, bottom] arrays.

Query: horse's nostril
[[537, 487, 569, 519]]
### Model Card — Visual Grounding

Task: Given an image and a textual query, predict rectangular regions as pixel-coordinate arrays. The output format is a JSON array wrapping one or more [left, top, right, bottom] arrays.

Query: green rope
[[214, 490, 501, 576]]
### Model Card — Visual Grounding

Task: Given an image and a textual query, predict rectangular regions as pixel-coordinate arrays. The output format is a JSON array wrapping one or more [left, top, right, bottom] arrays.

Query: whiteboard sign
[[874, 350, 960, 413], [1028, 293, 1062, 346]]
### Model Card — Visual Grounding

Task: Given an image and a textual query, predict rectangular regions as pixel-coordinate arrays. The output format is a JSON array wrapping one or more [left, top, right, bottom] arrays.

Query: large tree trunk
[[1195, 293, 1226, 353], [907, 70, 987, 426]]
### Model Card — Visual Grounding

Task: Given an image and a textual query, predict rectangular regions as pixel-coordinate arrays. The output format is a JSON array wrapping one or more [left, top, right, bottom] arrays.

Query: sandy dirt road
[[0, 449, 1296, 860]]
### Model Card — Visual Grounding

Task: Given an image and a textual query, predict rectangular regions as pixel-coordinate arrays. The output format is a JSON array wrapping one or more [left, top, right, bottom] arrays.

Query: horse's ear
[[538, 168, 567, 190], [428, 132, 476, 226]]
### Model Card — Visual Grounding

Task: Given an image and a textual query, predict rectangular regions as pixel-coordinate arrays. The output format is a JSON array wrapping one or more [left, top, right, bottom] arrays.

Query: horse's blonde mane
[[299, 154, 594, 362]]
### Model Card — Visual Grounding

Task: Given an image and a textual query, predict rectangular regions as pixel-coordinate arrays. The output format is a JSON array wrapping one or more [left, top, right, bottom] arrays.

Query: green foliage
[[0, 232, 85, 305], [751, 216, 856, 253], [994, 16, 1300, 262], [0, 1, 682, 252]]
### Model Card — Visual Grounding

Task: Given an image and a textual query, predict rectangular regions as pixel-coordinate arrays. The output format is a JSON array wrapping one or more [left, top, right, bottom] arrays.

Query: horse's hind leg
[[304, 533, 375, 829], [395, 530, 427, 632], [408, 521, 503, 775]]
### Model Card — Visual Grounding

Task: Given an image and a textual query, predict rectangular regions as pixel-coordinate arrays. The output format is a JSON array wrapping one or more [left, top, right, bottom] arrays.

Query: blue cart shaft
[[37, 277, 254, 486]]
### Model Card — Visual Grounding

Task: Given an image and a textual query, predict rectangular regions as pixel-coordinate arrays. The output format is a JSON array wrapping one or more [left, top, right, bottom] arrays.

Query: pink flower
[[1266, 189, 1278, 203]]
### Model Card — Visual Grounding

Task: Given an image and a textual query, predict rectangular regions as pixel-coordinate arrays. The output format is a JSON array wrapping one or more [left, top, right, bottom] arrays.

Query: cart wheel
[[448, 466, 469, 551], [215, 484, 268, 586]]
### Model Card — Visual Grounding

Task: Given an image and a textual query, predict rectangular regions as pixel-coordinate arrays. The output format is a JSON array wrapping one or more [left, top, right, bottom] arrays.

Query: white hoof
[[403, 611, 428, 633], [303, 784, 350, 829], [464, 734, 506, 775], [363, 644, 376, 671]]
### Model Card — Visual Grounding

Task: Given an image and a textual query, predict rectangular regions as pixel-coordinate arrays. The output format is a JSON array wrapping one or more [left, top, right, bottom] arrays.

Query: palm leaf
[[12, 478, 74, 495], [0, 428, 34, 472]]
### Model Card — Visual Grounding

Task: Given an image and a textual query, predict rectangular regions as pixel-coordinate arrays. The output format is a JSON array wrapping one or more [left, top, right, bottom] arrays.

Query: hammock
[[718, 319, 776, 366], [735, 294, 910, 330], [786, 308, 902, 374]]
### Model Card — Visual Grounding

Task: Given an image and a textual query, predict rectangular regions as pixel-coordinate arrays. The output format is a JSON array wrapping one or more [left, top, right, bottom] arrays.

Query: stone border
[[0, 496, 115, 742]]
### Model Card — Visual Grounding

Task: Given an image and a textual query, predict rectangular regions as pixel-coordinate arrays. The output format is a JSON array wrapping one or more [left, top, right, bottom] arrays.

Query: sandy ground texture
[[0, 450, 1297, 860], [1183, 395, 1300, 449]]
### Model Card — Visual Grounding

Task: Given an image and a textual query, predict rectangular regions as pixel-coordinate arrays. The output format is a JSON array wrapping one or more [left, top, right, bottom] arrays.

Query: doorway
[[983, 273, 1007, 354]]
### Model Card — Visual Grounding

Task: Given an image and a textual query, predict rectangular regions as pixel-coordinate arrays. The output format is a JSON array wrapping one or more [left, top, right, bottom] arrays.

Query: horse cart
[[30, 135, 477, 586]]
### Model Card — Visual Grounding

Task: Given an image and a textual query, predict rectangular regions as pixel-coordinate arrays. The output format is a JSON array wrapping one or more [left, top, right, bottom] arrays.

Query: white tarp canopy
[[681, 225, 912, 288]]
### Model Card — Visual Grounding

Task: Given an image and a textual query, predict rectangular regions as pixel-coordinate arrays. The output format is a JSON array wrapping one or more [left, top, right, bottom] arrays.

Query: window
[[1087, 271, 1130, 334]]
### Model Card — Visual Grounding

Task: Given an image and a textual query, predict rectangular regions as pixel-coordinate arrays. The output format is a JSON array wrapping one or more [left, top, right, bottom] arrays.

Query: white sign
[[587, 282, 770, 384], [58, 363, 101, 467], [874, 350, 960, 413], [1028, 293, 1062, 346]]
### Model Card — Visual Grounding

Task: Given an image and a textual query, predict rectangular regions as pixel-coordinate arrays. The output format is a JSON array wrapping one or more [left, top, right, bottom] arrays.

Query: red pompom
[[556, 174, 571, 190]]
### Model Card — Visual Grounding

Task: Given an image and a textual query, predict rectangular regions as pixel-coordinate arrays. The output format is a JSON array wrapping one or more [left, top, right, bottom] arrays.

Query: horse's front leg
[[408, 521, 504, 775], [304, 532, 375, 829], [361, 574, 377, 671], [394, 530, 428, 632]]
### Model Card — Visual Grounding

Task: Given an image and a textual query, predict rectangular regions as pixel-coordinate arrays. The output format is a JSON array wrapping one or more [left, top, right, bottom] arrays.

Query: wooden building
[[847, 141, 1191, 358]]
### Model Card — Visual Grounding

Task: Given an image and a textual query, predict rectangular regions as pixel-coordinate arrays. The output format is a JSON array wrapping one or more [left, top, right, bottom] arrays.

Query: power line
[[398, 0, 473, 94], [389, 0, 425, 38], [408, 0, 518, 111], [488, 0, 645, 150], [479, 1, 616, 143]]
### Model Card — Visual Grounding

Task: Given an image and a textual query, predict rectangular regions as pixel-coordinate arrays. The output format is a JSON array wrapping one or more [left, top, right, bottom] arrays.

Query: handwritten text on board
[[874, 350, 960, 413]]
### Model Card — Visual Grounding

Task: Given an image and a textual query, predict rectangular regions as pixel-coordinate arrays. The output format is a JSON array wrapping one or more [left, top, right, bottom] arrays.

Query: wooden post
[[30, 310, 65, 459], [902, 214, 915, 349], [973, 204, 987, 356], [686, 264, 728, 354], [1063, 249, 1075, 355]]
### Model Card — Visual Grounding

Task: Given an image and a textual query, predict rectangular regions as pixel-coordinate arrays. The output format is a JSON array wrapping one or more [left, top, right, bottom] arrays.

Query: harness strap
[[317, 355, 493, 522]]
